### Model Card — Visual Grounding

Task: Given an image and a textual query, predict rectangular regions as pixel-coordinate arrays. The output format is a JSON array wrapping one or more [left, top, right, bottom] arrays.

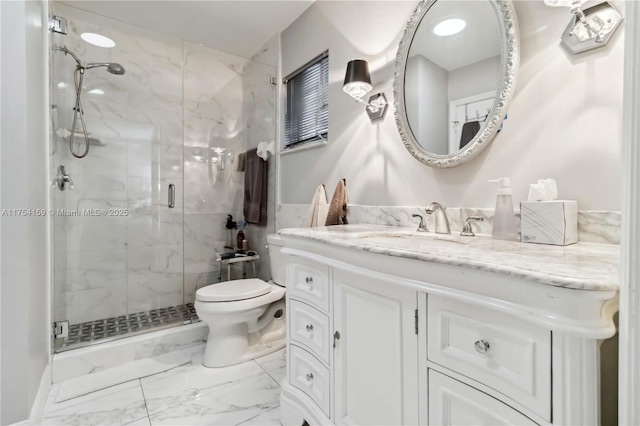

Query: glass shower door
[[50, 7, 188, 352]]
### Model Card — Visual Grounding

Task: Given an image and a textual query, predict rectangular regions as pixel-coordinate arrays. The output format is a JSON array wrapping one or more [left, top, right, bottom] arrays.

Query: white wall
[[279, 1, 624, 211], [0, 0, 49, 423], [406, 55, 449, 154]]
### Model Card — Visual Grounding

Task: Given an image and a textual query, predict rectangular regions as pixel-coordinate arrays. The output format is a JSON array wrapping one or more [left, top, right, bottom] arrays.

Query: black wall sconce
[[342, 59, 388, 122]]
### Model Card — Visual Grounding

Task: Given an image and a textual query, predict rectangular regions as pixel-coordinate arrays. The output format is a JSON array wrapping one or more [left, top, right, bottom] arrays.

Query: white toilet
[[195, 233, 286, 367]]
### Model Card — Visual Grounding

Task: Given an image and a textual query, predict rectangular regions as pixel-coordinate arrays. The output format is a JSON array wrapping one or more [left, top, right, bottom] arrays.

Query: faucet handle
[[412, 214, 428, 232], [460, 216, 484, 237]]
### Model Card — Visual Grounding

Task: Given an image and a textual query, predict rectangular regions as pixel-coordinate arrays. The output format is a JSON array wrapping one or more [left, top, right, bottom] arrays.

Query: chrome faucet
[[412, 214, 428, 232], [425, 202, 450, 234], [54, 165, 75, 191], [460, 216, 484, 237]]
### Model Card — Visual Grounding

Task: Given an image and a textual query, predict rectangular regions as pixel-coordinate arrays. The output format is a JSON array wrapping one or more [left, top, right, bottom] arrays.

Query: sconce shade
[[343, 59, 372, 100]]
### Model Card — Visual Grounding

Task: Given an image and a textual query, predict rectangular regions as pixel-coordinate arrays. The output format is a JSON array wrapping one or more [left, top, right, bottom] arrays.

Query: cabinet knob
[[306, 324, 314, 332], [306, 373, 314, 381], [474, 339, 490, 354], [305, 276, 313, 285]]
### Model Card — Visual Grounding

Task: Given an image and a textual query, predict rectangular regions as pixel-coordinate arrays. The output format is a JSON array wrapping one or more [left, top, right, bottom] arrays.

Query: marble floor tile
[[140, 355, 265, 415], [44, 380, 140, 415], [41, 384, 147, 426], [255, 348, 286, 372], [43, 345, 284, 426], [237, 406, 281, 426], [148, 373, 280, 425], [255, 348, 287, 386], [123, 416, 152, 426]]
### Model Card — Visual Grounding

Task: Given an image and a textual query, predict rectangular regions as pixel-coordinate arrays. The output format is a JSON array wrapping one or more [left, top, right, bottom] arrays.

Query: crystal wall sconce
[[544, 0, 623, 54]]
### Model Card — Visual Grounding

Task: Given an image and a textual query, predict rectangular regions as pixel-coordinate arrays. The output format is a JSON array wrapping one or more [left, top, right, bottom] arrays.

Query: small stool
[[216, 253, 260, 281]]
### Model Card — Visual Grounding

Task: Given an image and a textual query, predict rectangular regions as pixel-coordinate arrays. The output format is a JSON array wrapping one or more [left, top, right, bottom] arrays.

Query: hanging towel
[[236, 152, 246, 172], [243, 148, 268, 226], [459, 121, 481, 149], [303, 185, 329, 227], [325, 179, 348, 226]]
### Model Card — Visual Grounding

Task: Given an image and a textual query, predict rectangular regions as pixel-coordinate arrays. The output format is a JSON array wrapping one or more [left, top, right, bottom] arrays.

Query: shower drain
[[58, 303, 199, 351]]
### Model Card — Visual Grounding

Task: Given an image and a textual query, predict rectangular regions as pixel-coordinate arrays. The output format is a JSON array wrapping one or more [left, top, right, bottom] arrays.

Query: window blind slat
[[284, 52, 329, 148]]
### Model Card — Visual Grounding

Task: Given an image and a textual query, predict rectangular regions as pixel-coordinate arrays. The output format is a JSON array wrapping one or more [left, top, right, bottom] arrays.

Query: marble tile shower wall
[[50, 10, 270, 325], [182, 42, 249, 300], [243, 36, 278, 282]]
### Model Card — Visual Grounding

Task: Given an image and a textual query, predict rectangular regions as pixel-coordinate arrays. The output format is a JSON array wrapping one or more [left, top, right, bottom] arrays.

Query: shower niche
[[49, 4, 277, 352]]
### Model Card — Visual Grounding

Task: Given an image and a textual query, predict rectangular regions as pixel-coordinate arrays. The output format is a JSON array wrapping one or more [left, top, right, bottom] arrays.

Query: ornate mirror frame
[[393, 0, 520, 168]]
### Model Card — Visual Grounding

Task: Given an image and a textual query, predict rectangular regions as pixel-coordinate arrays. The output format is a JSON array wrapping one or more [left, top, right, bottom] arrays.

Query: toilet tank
[[267, 233, 286, 286]]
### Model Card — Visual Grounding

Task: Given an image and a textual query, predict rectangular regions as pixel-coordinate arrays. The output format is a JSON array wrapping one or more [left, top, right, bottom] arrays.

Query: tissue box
[[520, 200, 578, 246]]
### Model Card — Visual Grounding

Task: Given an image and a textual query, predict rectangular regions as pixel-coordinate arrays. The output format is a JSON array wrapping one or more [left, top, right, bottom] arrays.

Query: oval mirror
[[393, 0, 519, 168]]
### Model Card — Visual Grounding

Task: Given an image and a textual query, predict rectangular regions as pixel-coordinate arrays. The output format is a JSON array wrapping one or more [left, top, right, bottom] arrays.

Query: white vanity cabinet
[[282, 255, 419, 426], [279, 229, 619, 426], [333, 269, 418, 426]]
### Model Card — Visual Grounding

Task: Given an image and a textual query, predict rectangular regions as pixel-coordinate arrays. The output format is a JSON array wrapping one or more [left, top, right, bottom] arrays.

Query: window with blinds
[[283, 51, 329, 149]]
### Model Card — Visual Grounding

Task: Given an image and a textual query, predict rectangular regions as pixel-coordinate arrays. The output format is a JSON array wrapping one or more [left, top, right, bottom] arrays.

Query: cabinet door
[[333, 269, 418, 426], [429, 370, 538, 425]]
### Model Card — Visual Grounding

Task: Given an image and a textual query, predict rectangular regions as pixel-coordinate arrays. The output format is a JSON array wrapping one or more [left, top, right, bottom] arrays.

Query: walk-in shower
[[49, 5, 277, 353], [55, 45, 125, 158]]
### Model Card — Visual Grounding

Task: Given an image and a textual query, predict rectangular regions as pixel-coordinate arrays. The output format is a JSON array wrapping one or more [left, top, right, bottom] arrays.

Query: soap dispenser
[[489, 178, 518, 241]]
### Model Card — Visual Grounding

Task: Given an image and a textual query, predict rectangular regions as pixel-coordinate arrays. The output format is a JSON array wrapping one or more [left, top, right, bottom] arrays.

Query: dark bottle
[[236, 229, 245, 251]]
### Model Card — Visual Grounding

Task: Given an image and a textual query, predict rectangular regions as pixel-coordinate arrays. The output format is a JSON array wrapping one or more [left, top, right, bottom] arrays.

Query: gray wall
[[0, 0, 49, 423], [279, 1, 624, 211], [448, 54, 501, 102], [406, 55, 449, 155]]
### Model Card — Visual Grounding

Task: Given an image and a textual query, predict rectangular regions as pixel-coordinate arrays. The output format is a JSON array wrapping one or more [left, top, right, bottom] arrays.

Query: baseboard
[[29, 365, 51, 425]]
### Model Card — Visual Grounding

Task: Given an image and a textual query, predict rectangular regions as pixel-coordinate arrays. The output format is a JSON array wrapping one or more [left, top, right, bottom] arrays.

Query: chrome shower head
[[85, 62, 126, 75]]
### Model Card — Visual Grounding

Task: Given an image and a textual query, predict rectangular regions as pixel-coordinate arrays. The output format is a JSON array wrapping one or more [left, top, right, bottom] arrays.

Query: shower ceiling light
[[433, 18, 467, 36], [81, 32, 115, 48]]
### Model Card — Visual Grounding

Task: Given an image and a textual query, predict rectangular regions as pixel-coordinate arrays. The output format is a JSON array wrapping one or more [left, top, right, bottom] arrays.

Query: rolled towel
[[303, 185, 329, 227], [257, 141, 274, 161], [325, 179, 348, 226]]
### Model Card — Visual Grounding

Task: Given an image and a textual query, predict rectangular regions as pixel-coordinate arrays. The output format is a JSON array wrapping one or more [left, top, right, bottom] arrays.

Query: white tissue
[[527, 178, 558, 201], [257, 141, 275, 161]]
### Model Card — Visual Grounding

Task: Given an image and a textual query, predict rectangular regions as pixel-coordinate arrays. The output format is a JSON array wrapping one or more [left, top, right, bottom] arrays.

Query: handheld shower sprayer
[[55, 45, 126, 158]]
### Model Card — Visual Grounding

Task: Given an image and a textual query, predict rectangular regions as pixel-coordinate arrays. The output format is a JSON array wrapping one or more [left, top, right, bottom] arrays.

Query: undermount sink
[[356, 230, 471, 246]]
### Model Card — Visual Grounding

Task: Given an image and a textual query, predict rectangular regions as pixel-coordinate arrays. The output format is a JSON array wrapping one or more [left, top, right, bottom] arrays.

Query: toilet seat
[[196, 278, 272, 302]]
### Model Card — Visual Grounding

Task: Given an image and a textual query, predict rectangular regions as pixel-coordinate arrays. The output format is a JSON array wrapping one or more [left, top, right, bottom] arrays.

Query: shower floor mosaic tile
[[42, 346, 286, 426], [59, 304, 199, 350]]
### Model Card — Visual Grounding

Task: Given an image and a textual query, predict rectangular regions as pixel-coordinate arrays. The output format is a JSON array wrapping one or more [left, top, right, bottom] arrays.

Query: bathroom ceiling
[[58, 0, 315, 58]]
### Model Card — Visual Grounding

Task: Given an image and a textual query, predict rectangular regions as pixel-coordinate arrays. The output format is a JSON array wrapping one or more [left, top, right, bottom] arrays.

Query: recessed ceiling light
[[81, 32, 115, 48], [433, 18, 467, 36], [57, 82, 67, 89], [88, 89, 104, 95]]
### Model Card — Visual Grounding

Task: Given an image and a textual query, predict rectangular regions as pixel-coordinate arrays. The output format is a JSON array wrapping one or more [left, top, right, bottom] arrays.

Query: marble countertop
[[279, 224, 620, 291]]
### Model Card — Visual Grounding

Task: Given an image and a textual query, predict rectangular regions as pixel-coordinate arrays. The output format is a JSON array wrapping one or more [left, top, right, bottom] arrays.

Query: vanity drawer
[[429, 369, 538, 425], [427, 295, 551, 421], [289, 299, 331, 364], [287, 256, 330, 312], [289, 344, 331, 417]]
